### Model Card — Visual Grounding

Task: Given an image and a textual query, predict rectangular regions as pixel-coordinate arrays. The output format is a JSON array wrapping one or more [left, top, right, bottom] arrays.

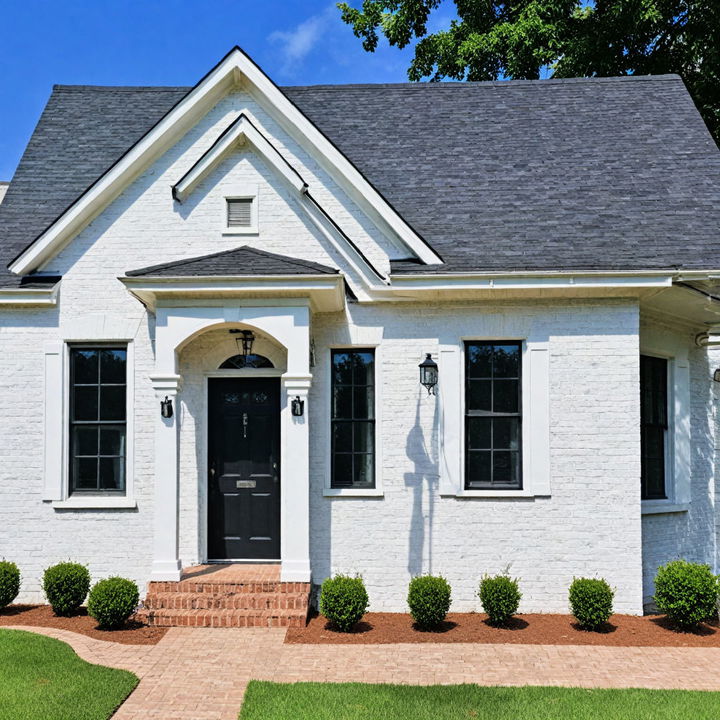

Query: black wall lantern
[[419, 353, 438, 395], [160, 395, 174, 418], [291, 395, 305, 417], [230, 329, 256, 357]]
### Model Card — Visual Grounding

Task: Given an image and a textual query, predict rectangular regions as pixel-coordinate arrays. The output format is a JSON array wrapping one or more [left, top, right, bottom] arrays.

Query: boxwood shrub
[[407, 575, 452, 630], [0, 561, 20, 609], [479, 574, 522, 626], [43, 562, 90, 616], [654, 560, 719, 629], [87, 577, 140, 629], [569, 577, 614, 630], [319, 575, 369, 632]]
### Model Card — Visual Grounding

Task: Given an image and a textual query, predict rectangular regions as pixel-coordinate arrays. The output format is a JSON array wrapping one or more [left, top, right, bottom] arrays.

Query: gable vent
[[227, 198, 253, 227]]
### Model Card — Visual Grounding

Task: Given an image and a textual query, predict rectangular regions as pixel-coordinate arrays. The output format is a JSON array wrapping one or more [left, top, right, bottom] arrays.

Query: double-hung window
[[69, 347, 127, 494], [640, 354, 668, 500], [465, 341, 522, 489], [331, 349, 375, 489]]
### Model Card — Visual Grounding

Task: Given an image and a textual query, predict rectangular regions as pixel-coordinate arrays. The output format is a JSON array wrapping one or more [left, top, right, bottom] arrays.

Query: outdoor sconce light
[[160, 396, 174, 418], [291, 396, 305, 417], [714, 368, 720, 383], [419, 353, 439, 395], [230, 329, 256, 357]]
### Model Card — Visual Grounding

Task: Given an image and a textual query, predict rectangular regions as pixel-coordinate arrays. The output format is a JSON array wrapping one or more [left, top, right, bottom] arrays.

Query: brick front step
[[147, 580, 310, 595], [136, 607, 308, 628], [144, 591, 310, 611]]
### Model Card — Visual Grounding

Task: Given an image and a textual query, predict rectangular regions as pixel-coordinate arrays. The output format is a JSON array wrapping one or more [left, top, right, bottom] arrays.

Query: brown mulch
[[286, 611, 720, 647], [0, 605, 166, 645]]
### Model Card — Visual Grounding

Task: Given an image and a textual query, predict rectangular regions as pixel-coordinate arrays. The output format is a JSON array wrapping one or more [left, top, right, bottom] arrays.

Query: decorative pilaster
[[280, 374, 312, 582], [149, 373, 183, 581]]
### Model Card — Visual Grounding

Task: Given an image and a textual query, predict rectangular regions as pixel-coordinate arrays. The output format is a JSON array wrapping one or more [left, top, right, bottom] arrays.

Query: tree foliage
[[338, 1, 720, 142]]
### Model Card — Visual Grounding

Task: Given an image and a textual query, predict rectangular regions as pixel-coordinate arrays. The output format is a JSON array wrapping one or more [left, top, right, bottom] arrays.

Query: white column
[[149, 373, 183, 581], [280, 375, 312, 582]]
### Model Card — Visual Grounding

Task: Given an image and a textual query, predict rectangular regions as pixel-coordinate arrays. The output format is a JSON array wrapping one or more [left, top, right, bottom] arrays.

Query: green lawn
[[238, 681, 720, 720], [0, 628, 138, 720]]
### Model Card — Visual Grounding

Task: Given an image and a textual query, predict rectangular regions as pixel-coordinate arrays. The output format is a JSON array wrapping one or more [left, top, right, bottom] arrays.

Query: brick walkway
[[8, 625, 720, 719]]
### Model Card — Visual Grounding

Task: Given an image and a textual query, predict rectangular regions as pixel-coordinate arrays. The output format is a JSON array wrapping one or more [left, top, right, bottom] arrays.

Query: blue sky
[[0, 0, 456, 180]]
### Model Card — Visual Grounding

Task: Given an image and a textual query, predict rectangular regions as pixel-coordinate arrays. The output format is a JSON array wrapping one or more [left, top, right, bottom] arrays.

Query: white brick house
[[1, 47, 720, 616]]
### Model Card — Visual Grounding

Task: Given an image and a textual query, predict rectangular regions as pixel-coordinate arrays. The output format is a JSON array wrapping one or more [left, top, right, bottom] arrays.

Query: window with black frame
[[331, 349, 375, 489], [640, 355, 668, 500], [69, 347, 127, 494], [465, 341, 522, 489]]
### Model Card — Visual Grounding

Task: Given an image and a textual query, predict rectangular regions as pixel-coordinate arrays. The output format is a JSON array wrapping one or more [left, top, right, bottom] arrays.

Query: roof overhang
[[120, 273, 346, 313], [9, 46, 441, 277], [0, 284, 59, 306]]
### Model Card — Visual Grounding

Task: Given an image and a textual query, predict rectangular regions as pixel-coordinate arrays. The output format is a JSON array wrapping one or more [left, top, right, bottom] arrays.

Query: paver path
[[9, 624, 720, 719]]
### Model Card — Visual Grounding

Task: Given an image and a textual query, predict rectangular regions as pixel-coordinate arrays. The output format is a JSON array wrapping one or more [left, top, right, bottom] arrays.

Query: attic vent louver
[[227, 198, 253, 227]]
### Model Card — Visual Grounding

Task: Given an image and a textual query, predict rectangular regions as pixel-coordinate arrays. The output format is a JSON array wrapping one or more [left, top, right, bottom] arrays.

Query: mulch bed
[[0, 605, 166, 645], [286, 612, 720, 647]]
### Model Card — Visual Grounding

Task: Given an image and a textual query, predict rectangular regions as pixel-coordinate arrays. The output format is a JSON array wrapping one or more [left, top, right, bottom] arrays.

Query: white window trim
[[46, 340, 136, 510], [323, 344, 383, 498], [439, 335, 550, 498], [639, 338, 691, 515], [222, 185, 259, 235]]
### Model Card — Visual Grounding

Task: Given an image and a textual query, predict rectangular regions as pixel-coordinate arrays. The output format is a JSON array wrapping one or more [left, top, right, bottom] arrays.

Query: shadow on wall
[[405, 388, 440, 577]]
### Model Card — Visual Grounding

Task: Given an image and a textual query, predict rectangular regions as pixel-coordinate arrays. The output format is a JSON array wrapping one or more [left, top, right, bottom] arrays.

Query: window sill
[[222, 229, 258, 236], [52, 496, 137, 510], [641, 501, 689, 516], [451, 488, 542, 499], [323, 488, 384, 498]]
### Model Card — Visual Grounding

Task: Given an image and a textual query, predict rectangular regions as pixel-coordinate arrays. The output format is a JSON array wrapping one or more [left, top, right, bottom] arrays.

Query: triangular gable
[[171, 111, 388, 287], [8, 46, 443, 277]]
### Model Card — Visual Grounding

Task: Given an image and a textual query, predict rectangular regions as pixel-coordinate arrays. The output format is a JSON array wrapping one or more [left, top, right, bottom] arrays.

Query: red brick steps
[[139, 564, 310, 628]]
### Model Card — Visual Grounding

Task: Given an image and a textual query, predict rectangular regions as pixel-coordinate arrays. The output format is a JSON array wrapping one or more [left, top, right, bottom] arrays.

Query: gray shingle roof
[[1, 74, 720, 288], [126, 246, 338, 277]]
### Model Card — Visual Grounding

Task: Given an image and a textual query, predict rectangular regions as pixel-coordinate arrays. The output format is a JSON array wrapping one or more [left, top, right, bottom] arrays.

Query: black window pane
[[353, 387, 374, 420], [100, 386, 126, 421], [73, 350, 98, 384], [465, 341, 522, 490], [468, 451, 491, 485], [467, 379, 492, 412], [332, 422, 352, 454], [75, 457, 98, 489], [467, 418, 491, 449], [332, 453, 353, 487], [332, 353, 354, 385], [99, 457, 125, 491], [100, 349, 127, 384], [353, 454, 374, 487], [467, 344, 492, 378], [493, 380, 519, 413], [332, 386, 353, 419], [100, 426, 125, 456], [353, 422, 374, 454], [493, 418, 520, 450], [73, 426, 98, 456], [640, 355, 667, 500], [73, 386, 98, 421], [353, 352, 374, 384], [493, 345, 520, 378], [331, 349, 375, 489]]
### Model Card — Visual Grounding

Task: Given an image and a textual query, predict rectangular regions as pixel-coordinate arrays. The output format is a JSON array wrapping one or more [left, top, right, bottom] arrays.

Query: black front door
[[208, 377, 280, 560]]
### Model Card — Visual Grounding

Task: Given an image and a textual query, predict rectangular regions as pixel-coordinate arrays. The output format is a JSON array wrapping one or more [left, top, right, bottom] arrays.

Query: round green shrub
[[654, 560, 719, 629], [43, 562, 90, 616], [0, 561, 21, 609], [407, 575, 452, 630], [319, 575, 369, 632], [569, 577, 614, 630], [87, 577, 139, 629], [479, 574, 522, 626]]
